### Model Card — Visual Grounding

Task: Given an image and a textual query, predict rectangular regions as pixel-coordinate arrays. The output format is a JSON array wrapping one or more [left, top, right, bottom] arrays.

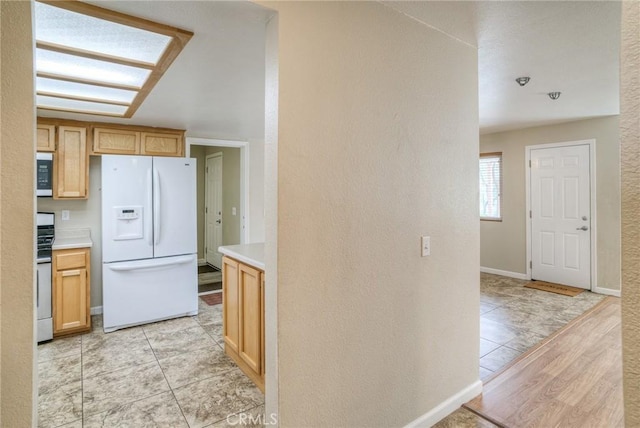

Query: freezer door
[[102, 155, 154, 263], [102, 254, 198, 332], [152, 157, 197, 258]]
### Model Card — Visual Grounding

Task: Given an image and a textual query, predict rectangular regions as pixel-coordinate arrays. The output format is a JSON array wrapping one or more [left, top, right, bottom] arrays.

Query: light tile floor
[[39, 274, 605, 428], [37, 298, 264, 428], [435, 273, 606, 427]]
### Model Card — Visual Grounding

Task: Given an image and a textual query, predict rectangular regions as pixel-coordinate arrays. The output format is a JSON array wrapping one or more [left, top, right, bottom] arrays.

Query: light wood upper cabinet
[[37, 124, 56, 152], [93, 127, 140, 155], [53, 248, 91, 337], [54, 126, 88, 199], [92, 128, 184, 157], [141, 132, 184, 157]]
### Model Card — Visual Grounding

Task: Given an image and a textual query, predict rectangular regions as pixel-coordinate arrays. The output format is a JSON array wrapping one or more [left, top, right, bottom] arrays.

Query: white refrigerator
[[102, 155, 197, 332]]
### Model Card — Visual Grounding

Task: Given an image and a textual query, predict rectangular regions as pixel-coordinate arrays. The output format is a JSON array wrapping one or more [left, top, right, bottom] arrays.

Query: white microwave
[[36, 153, 53, 197]]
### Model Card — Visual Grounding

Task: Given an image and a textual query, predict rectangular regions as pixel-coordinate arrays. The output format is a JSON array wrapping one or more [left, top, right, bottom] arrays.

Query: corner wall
[[0, 1, 36, 425], [267, 2, 479, 426], [621, 1, 640, 425], [480, 116, 621, 292]]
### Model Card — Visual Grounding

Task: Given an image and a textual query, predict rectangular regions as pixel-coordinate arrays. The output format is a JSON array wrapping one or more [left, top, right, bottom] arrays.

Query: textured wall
[[621, 1, 640, 425], [480, 116, 621, 292], [0, 1, 36, 425], [267, 2, 479, 426]]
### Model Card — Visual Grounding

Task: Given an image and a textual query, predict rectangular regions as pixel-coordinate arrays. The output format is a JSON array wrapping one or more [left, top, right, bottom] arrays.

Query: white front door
[[205, 153, 223, 268], [530, 144, 591, 288]]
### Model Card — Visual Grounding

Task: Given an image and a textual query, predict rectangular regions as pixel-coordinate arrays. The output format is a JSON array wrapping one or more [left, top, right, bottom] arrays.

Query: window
[[480, 152, 502, 221]]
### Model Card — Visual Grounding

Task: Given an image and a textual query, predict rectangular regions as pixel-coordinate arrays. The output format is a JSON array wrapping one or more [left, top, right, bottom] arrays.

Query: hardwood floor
[[465, 296, 623, 428]]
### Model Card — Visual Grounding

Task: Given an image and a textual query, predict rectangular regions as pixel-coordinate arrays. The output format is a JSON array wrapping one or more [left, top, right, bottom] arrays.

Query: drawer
[[54, 250, 87, 270]]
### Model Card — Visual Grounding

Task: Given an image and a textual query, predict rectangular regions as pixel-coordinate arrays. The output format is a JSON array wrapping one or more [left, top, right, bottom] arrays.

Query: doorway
[[526, 140, 596, 289], [205, 153, 223, 268], [185, 137, 250, 262]]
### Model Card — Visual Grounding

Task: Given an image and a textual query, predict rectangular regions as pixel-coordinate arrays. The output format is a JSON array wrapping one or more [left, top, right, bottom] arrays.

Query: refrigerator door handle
[[106, 255, 193, 272], [153, 167, 160, 246], [147, 168, 153, 246]]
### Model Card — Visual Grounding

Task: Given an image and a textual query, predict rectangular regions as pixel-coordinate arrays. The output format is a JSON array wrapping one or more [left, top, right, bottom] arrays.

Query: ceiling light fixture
[[515, 76, 530, 86], [548, 92, 561, 100]]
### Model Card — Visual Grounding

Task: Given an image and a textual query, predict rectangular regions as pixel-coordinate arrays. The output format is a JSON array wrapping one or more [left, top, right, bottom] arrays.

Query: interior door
[[530, 144, 591, 288], [152, 156, 197, 258], [205, 153, 223, 268]]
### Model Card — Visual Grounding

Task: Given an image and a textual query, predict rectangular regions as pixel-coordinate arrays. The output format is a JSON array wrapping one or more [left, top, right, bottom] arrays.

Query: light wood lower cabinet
[[53, 248, 91, 337], [223, 256, 265, 392]]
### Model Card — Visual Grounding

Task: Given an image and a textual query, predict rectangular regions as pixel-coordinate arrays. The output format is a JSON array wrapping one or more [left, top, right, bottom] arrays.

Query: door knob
[[576, 226, 588, 231], [216, 219, 221, 224]]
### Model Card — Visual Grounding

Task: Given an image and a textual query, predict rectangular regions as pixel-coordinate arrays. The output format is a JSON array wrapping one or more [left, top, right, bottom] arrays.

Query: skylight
[[34, 1, 193, 118]]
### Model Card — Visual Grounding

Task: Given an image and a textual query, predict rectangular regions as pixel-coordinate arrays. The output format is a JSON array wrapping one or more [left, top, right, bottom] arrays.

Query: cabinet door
[[54, 267, 89, 335], [260, 272, 265, 377], [55, 126, 88, 199], [239, 263, 262, 374], [93, 128, 140, 155], [223, 257, 240, 353], [53, 248, 91, 337], [37, 124, 56, 152], [140, 132, 184, 157]]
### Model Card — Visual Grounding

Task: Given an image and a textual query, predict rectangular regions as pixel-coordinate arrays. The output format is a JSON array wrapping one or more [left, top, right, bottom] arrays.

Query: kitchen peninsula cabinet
[[52, 247, 91, 337], [220, 243, 265, 392]]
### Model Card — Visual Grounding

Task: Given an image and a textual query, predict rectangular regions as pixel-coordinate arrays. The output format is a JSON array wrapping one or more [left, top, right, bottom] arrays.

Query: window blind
[[480, 153, 502, 220]]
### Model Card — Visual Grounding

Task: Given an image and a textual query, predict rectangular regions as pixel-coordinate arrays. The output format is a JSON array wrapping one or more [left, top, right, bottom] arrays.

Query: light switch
[[232, 207, 237, 216], [61, 210, 70, 221], [421, 236, 430, 257]]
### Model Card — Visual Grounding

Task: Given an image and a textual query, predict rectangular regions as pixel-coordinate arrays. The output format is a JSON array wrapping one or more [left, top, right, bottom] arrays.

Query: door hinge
[[530, 261, 533, 269], [529, 160, 532, 168], [206, 167, 208, 173], [529, 210, 532, 218], [205, 207, 208, 214]]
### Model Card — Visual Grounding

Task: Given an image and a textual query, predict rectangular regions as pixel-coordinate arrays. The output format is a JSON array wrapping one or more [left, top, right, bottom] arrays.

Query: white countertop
[[52, 228, 93, 250], [218, 243, 264, 270]]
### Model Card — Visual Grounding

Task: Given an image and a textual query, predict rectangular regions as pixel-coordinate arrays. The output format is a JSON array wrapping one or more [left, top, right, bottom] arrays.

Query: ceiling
[[37, 1, 621, 139]]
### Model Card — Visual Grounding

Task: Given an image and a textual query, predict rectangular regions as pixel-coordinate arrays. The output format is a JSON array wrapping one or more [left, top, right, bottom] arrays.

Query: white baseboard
[[480, 267, 528, 280], [198, 258, 206, 266], [90, 306, 103, 315], [593, 286, 621, 297], [404, 380, 483, 427]]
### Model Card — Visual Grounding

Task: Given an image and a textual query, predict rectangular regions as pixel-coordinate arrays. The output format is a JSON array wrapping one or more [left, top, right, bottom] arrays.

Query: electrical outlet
[[421, 236, 430, 257], [61, 210, 70, 221]]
